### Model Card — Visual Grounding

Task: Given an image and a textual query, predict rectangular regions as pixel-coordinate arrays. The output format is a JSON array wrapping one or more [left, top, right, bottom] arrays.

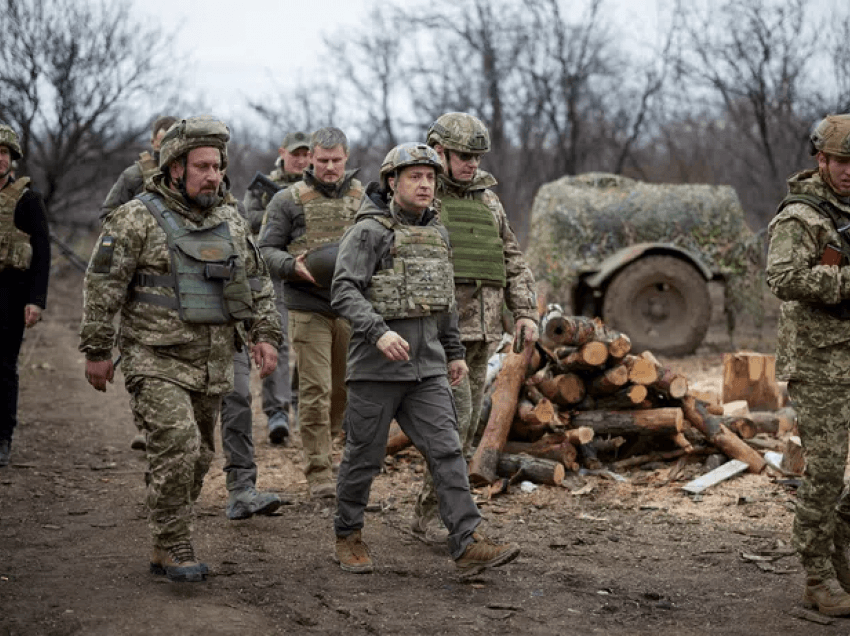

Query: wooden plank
[[681, 459, 749, 494]]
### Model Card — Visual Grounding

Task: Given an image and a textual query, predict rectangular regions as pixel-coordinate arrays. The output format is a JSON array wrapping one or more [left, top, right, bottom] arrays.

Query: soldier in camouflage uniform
[[412, 112, 538, 543], [259, 127, 359, 500], [767, 113, 850, 616], [0, 124, 51, 467], [331, 142, 520, 577], [79, 116, 282, 582], [99, 115, 177, 221]]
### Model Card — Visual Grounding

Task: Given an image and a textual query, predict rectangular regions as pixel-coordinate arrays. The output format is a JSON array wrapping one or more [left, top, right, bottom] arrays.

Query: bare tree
[[0, 0, 176, 226]]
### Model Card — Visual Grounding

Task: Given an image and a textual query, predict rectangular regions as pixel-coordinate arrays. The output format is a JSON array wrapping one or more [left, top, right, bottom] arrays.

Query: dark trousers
[[0, 279, 26, 442]]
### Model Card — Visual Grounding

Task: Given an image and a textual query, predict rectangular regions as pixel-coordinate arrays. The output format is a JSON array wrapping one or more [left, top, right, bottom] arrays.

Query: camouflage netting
[[527, 173, 766, 337]]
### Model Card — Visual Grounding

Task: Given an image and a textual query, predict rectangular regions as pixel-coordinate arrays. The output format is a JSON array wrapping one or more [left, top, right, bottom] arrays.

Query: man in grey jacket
[[330, 142, 520, 578]]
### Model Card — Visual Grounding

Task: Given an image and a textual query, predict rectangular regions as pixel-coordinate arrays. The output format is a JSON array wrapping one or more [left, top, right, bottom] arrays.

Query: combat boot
[[335, 530, 373, 573], [411, 514, 449, 545], [454, 531, 520, 579], [268, 411, 290, 446], [149, 542, 207, 582], [802, 577, 850, 616], [226, 487, 282, 520], [130, 433, 146, 451], [0, 439, 10, 467], [833, 547, 850, 592]]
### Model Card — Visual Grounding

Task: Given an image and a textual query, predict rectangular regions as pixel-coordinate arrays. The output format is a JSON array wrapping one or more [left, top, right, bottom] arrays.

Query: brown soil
[[0, 277, 841, 635]]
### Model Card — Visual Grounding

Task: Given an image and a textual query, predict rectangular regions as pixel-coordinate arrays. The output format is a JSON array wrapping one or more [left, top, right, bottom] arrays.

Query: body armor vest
[[0, 178, 33, 272], [136, 152, 159, 187], [130, 193, 257, 324], [439, 196, 506, 287], [368, 216, 455, 320], [286, 180, 362, 256]]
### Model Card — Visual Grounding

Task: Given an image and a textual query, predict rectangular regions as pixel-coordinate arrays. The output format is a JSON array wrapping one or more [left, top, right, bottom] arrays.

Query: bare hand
[[376, 331, 410, 361], [448, 359, 468, 386], [24, 304, 41, 328], [514, 318, 539, 351], [251, 341, 278, 379], [294, 254, 317, 285], [85, 359, 114, 392]]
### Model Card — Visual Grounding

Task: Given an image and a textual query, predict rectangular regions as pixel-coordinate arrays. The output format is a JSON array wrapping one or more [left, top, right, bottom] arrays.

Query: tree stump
[[722, 351, 783, 411]]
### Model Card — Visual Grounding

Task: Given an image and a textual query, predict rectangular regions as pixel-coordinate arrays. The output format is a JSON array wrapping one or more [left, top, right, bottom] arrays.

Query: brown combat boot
[[802, 577, 850, 616], [335, 530, 374, 573], [149, 542, 208, 582], [833, 546, 850, 592], [454, 531, 520, 579]]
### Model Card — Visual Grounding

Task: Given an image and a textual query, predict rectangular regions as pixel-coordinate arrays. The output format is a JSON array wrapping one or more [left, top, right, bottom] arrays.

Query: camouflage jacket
[[242, 168, 302, 235], [437, 170, 537, 342], [99, 152, 158, 221], [80, 175, 281, 395], [767, 169, 850, 382]]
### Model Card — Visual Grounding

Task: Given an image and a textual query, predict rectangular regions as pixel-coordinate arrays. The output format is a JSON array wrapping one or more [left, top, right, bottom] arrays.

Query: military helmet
[[304, 242, 340, 289], [810, 114, 850, 158], [426, 112, 490, 154], [379, 142, 443, 190], [158, 116, 230, 171], [0, 124, 23, 161]]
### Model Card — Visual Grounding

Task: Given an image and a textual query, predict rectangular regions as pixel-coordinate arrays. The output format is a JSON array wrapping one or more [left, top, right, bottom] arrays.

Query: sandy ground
[[2, 275, 844, 635]]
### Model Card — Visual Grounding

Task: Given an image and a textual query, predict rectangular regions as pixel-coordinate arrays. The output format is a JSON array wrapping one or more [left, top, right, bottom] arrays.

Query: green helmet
[[426, 112, 490, 154], [379, 142, 444, 190], [158, 116, 230, 171], [810, 114, 850, 157], [0, 124, 23, 161]]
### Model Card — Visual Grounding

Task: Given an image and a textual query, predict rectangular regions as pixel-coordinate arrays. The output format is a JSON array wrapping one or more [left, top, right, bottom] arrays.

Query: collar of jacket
[[149, 173, 225, 224], [438, 168, 497, 197], [302, 167, 361, 199]]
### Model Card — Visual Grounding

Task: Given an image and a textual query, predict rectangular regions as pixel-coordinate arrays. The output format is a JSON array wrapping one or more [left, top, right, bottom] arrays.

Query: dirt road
[[0, 275, 843, 635]]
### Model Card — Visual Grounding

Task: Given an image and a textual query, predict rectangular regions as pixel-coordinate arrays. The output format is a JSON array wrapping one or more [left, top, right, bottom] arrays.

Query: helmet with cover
[[810, 114, 850, 158], [379, 142, 444, 191], [158, 116, 230, 171], [0, 124, 23, 161], [425, 112, 490, 154]]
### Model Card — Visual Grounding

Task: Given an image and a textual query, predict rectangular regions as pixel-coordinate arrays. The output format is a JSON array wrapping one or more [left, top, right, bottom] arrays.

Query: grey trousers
[[220, 348, 257, 492], [261, 278, 292, 418], [334, 376, 481, 560]]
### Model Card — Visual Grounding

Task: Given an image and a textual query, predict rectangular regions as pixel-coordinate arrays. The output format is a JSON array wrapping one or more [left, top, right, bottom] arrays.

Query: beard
[[191, 191, 220, 209]]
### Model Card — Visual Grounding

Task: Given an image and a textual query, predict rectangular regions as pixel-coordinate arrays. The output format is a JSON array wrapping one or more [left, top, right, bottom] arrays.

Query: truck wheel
[[602, 256, 711, 356]]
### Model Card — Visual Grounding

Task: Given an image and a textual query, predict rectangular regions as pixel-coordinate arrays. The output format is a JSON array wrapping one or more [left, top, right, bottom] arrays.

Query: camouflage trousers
[[128, 377, 219, 549], [788, 380, 850, 580], [415, 340, 493, 521]]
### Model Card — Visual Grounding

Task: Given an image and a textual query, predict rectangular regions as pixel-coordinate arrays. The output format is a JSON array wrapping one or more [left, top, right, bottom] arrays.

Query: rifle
[[246, 171, 283, 201], [49, 232, 88, 273]]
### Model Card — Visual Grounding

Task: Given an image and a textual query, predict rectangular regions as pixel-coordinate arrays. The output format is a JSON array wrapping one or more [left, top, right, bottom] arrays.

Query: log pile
[[385, 307, 800, 488]]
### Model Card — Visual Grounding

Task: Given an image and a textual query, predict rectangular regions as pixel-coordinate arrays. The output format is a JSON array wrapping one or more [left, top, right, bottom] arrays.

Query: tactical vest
[[776, 192, 850, 319], [368, 216, 455, 320], [286, 180, 362, 256], [0, 177, 33, 273], [136, 151, 159, 187], [130, 193, 258, 324], [439, 196, 506, 287]]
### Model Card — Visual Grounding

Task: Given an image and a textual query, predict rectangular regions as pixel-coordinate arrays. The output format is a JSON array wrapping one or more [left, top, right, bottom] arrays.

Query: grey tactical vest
[[0, 178, 33, 272], [439, 196, 506, 287], [368, 216, 455, 320], [286, 180, 362, 256], [130, 193, 257, 324]]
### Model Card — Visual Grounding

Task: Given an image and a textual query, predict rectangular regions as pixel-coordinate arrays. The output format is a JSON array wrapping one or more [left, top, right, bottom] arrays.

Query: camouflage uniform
[[767, 168, 850, 582], [243, 168, 302, 234], [80, 173, 281, 549], [99, 152, 159, 221], [415, 166, 537, 524]]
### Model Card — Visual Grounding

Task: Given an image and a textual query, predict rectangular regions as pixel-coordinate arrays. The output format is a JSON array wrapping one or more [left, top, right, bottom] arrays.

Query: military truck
[[527, 173, 763, 356]]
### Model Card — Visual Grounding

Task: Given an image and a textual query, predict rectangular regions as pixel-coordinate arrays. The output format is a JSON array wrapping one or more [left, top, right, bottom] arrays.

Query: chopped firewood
[[722, 351, 783, 411], [516, 397, 556, 427], [553, 341, 609, 372], [586, 364, 630, 396], [594, 328, 632, 360], [746, 411, 780, 436], [539, 308, 600, 348], [725, 417, 757, 439], [537, 370, 585, 405], [588, 436, 626, 454], [496, 453, 565, 485], [576, 384, 648, 411], [681, 396, 766, 473], [503, 438, 579, 472], [622, 354, 659, 385], [775, 406, 797, 438], [781, 435, 805, 475], [571, 407, 684, 437], [723, 400, 750, 418]]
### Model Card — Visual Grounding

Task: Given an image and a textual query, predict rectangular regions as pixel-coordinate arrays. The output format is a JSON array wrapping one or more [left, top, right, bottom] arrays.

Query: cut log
[[747, 411, 780, 437], [586, 435, 625, 454], [563, 426, 595, 446], [539, 309, 600, 349], [503, 439, 579, 472], [723, 400, 751, 418], [517, 397, 556, 426], [571, 407, 684, 437], [722, 351, 783, 411], [781, 435, 805, 475], [622, 354, 659, 385], [586, 364, 630, 396], [681, 396, 766, 473], [553, 341, 609, 373], [496, 453, 565, 485], [776, 406, 798, 438], [726, 417, 757, 440], [537, 370, 585, 406], [468, 343, 535, 485], [594, 328, 632, 360], [649, 369, 688, 400], [386, 421, 412, 455]]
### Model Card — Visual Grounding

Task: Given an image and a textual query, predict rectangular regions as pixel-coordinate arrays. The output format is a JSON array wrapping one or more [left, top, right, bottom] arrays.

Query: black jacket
[[0, 179, 50, 308]]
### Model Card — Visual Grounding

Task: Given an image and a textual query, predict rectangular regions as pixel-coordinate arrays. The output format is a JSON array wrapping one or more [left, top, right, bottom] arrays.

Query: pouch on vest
[[222, 255, 254, 320]]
